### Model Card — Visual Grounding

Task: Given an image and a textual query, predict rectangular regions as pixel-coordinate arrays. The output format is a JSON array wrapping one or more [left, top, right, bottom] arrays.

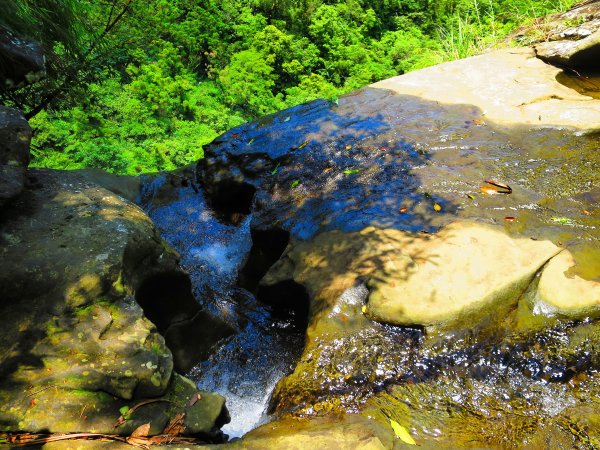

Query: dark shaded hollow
[[238, 227, 291, 292], [568, 45, 600, 71], [257, 280, 310, 329], [556, 70, 600, 99], [208, 181, 256, 224], [135, 272, 234, 372], [135, 272, 199, 330]]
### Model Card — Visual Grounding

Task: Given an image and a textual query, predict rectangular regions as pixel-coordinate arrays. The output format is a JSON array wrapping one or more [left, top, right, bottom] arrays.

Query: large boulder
[[262, 221, 561, 331], [535, 250, 600, 319], [532, 1, 600, 69], [0, 169, 231, 436], [0, 27, 45, 89], [0, 106, 31, 207]]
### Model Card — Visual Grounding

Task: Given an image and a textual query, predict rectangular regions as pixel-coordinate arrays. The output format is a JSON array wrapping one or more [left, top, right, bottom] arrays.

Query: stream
[[138, 173, 305, 438]]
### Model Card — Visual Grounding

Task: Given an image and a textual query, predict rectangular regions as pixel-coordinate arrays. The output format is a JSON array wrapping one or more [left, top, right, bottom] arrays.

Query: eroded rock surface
[[532, 0, 600, 69], [0, 169, 230, 437], [193, 41, 599, 449]]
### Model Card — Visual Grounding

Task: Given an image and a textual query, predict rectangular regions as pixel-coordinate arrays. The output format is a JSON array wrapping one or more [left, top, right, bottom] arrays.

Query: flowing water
[[139, 172, 304, 438], [136, 87, 600, 445]]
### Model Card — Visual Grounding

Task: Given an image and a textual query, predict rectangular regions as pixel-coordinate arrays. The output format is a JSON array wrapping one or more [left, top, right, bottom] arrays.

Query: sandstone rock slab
[[535, 29, 600, 68], [534, 250, 600, 319], [366, 221, 562, 329], [371, 47, 600, 130]]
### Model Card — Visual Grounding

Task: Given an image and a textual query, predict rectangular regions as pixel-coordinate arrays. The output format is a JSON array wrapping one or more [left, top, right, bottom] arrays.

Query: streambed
[[138, 86, 599, 446], [139, 174, 304, 438]]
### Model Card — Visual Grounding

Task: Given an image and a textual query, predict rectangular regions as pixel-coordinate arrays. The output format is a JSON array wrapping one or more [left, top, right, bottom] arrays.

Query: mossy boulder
[[0, 106, 31, 207], [0, 169, 229, 435]]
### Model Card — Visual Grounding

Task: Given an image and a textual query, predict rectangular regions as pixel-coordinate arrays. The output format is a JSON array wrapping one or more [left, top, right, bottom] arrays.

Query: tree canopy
[[0, 0, 577, 175]]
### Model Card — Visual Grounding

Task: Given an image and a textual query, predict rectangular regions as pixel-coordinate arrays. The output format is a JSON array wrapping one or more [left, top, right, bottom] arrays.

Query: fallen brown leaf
[[130, 423, 151, 438], [163, 412, 186, 436]]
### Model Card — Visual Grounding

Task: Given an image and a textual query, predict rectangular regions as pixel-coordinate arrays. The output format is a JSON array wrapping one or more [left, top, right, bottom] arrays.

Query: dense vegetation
[[1, 0, 576, 174]]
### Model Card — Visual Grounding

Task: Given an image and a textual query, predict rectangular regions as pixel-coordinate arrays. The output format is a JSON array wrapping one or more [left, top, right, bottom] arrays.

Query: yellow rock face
[[266, 220, 564, 331], [365, 221, 561, 329], [535, 250, 600, 319], [371, 48, 600, 130]]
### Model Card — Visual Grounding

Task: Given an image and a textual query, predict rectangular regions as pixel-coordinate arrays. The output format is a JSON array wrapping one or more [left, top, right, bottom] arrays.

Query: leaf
[[343, 169, 360, 175], [271, 163, 280, 175], [291, 179, 300, 189], [247, 138, 255, 145], [130, 423, 151, 438], [284, 116, 291, 122], [433, 203, 442, 212], [472, 118, 486, 126], [298, 140, 309, 149], [466, 194, 475, 200], [551, 217, 574, 225], [390, 420, 416, 445], [504, 216, 516, 222], [163, 412, 186, 436], [323, 167, 333, 173], [361, 305, 367, 313], [483, 179, 512, 194], [480, 186, 498, 195], [119, 406, 130, 416], [345, 145, 352, 150], [399, 207, 408, 213], [187, 393, 202, 407]]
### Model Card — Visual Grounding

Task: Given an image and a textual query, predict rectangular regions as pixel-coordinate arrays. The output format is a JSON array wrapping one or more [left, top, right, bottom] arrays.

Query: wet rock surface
[[191, 46, 600, 447], [0, 169, 229, 437], [4, 8, 600, 448]]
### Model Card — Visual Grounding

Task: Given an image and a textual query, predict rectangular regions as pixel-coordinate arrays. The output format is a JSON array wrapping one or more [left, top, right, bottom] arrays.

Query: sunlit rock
[[372, 47, 600, 130], [366, 221, 561, 329], [535, 250, 600, 319]]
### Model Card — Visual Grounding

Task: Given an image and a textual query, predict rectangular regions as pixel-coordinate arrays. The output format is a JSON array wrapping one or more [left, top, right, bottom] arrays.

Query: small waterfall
[[139, 173, 304, 438]]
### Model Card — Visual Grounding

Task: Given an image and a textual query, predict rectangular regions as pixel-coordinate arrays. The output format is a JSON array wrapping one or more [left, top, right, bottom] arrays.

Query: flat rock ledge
[[372, 47, 600, 130]]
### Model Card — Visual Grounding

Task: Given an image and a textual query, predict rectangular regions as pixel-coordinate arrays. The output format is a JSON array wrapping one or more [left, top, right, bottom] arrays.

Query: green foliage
[[16, 0, 578, 174], [0, 0, 82, 52]]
